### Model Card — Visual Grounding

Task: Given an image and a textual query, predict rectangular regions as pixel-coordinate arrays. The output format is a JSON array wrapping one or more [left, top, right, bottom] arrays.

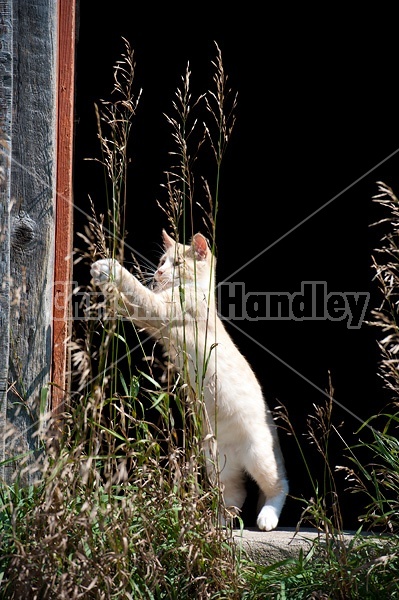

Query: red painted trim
[[52, 0, 76, 414]]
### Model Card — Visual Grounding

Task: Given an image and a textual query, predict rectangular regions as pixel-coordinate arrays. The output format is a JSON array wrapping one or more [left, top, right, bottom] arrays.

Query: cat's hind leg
[[216, 450, 247, 520], [244, 441, 288, 531]]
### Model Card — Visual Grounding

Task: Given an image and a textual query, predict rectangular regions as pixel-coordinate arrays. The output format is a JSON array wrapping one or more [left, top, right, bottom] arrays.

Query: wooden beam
[[52, 0, 76, 414], [6, 0, 57, 484], [0, 0, 13, 479]]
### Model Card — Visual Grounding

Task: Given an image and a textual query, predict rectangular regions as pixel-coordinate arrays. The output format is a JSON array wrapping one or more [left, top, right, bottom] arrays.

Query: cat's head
[[153, 230, 214, 291]]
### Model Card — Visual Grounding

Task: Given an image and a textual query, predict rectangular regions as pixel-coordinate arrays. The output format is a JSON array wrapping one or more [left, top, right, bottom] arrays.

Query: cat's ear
[[191, 233, 209, 261], [162, 229, 175, 249]]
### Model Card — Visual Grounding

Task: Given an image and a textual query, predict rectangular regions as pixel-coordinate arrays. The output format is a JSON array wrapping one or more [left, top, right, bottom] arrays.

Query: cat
[[91, 230, 288, 531]]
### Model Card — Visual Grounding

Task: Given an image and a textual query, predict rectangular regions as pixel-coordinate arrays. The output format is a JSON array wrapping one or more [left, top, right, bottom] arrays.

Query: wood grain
[[1, 0, 57, 483], [0, 0, 13, 479], [52, 0, 76, 414]]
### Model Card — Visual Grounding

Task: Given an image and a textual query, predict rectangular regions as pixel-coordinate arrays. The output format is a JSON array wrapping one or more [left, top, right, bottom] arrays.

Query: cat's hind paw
[[256, 505, 279, 531], [91, 259, 123, 290]]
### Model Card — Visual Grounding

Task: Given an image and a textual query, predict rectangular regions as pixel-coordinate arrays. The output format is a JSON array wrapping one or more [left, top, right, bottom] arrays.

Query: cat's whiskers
[[139, 271, 156, 285], [154, 276, 174, 292], [127, 256, 158, 287]]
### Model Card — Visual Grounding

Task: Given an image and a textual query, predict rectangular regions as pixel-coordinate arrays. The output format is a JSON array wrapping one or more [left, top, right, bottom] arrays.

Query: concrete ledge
[[233, 527, 362, 565]]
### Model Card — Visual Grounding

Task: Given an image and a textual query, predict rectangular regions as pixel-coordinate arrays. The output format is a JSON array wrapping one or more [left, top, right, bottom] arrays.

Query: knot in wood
[[11, 212, 36, 251]]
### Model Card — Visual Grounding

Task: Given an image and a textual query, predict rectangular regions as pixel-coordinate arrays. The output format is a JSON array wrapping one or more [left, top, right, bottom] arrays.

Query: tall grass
[[0, 39, 252, 599], [2, 39, 399, 599], [262, 182, 399, 599]]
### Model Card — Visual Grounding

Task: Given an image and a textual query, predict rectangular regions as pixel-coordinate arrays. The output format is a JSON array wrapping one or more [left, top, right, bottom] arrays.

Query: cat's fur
[[91, 230, 288, 530]]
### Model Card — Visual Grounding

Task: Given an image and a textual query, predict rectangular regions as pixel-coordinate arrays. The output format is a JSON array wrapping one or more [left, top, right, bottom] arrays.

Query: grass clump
[[0, 393, 242, 598], [262, 182, 399, 599], [2, 40, 399, 600], [0, 40, 248, 599]]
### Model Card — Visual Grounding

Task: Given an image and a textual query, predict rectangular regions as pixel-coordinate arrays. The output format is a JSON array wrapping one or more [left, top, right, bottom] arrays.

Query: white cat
[[91, 230, 288, 530]]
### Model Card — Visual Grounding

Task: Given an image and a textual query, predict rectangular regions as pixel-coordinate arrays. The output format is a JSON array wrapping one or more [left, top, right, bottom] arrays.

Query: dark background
[[73, 6, 399, 529]]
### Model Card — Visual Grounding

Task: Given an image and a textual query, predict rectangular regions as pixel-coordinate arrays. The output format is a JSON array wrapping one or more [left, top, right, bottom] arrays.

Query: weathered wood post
[[0, 0, 75, 483], [0, 0, 13, 483]]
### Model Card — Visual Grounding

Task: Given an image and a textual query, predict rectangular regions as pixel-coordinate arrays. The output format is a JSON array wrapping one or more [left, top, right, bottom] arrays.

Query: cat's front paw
[[256, 505, 279, 531], [91, 258, 123, 290]]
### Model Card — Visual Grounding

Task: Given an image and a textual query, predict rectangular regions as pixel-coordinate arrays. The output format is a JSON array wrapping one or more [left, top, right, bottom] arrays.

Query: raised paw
[[91, 258, 123, 290]]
